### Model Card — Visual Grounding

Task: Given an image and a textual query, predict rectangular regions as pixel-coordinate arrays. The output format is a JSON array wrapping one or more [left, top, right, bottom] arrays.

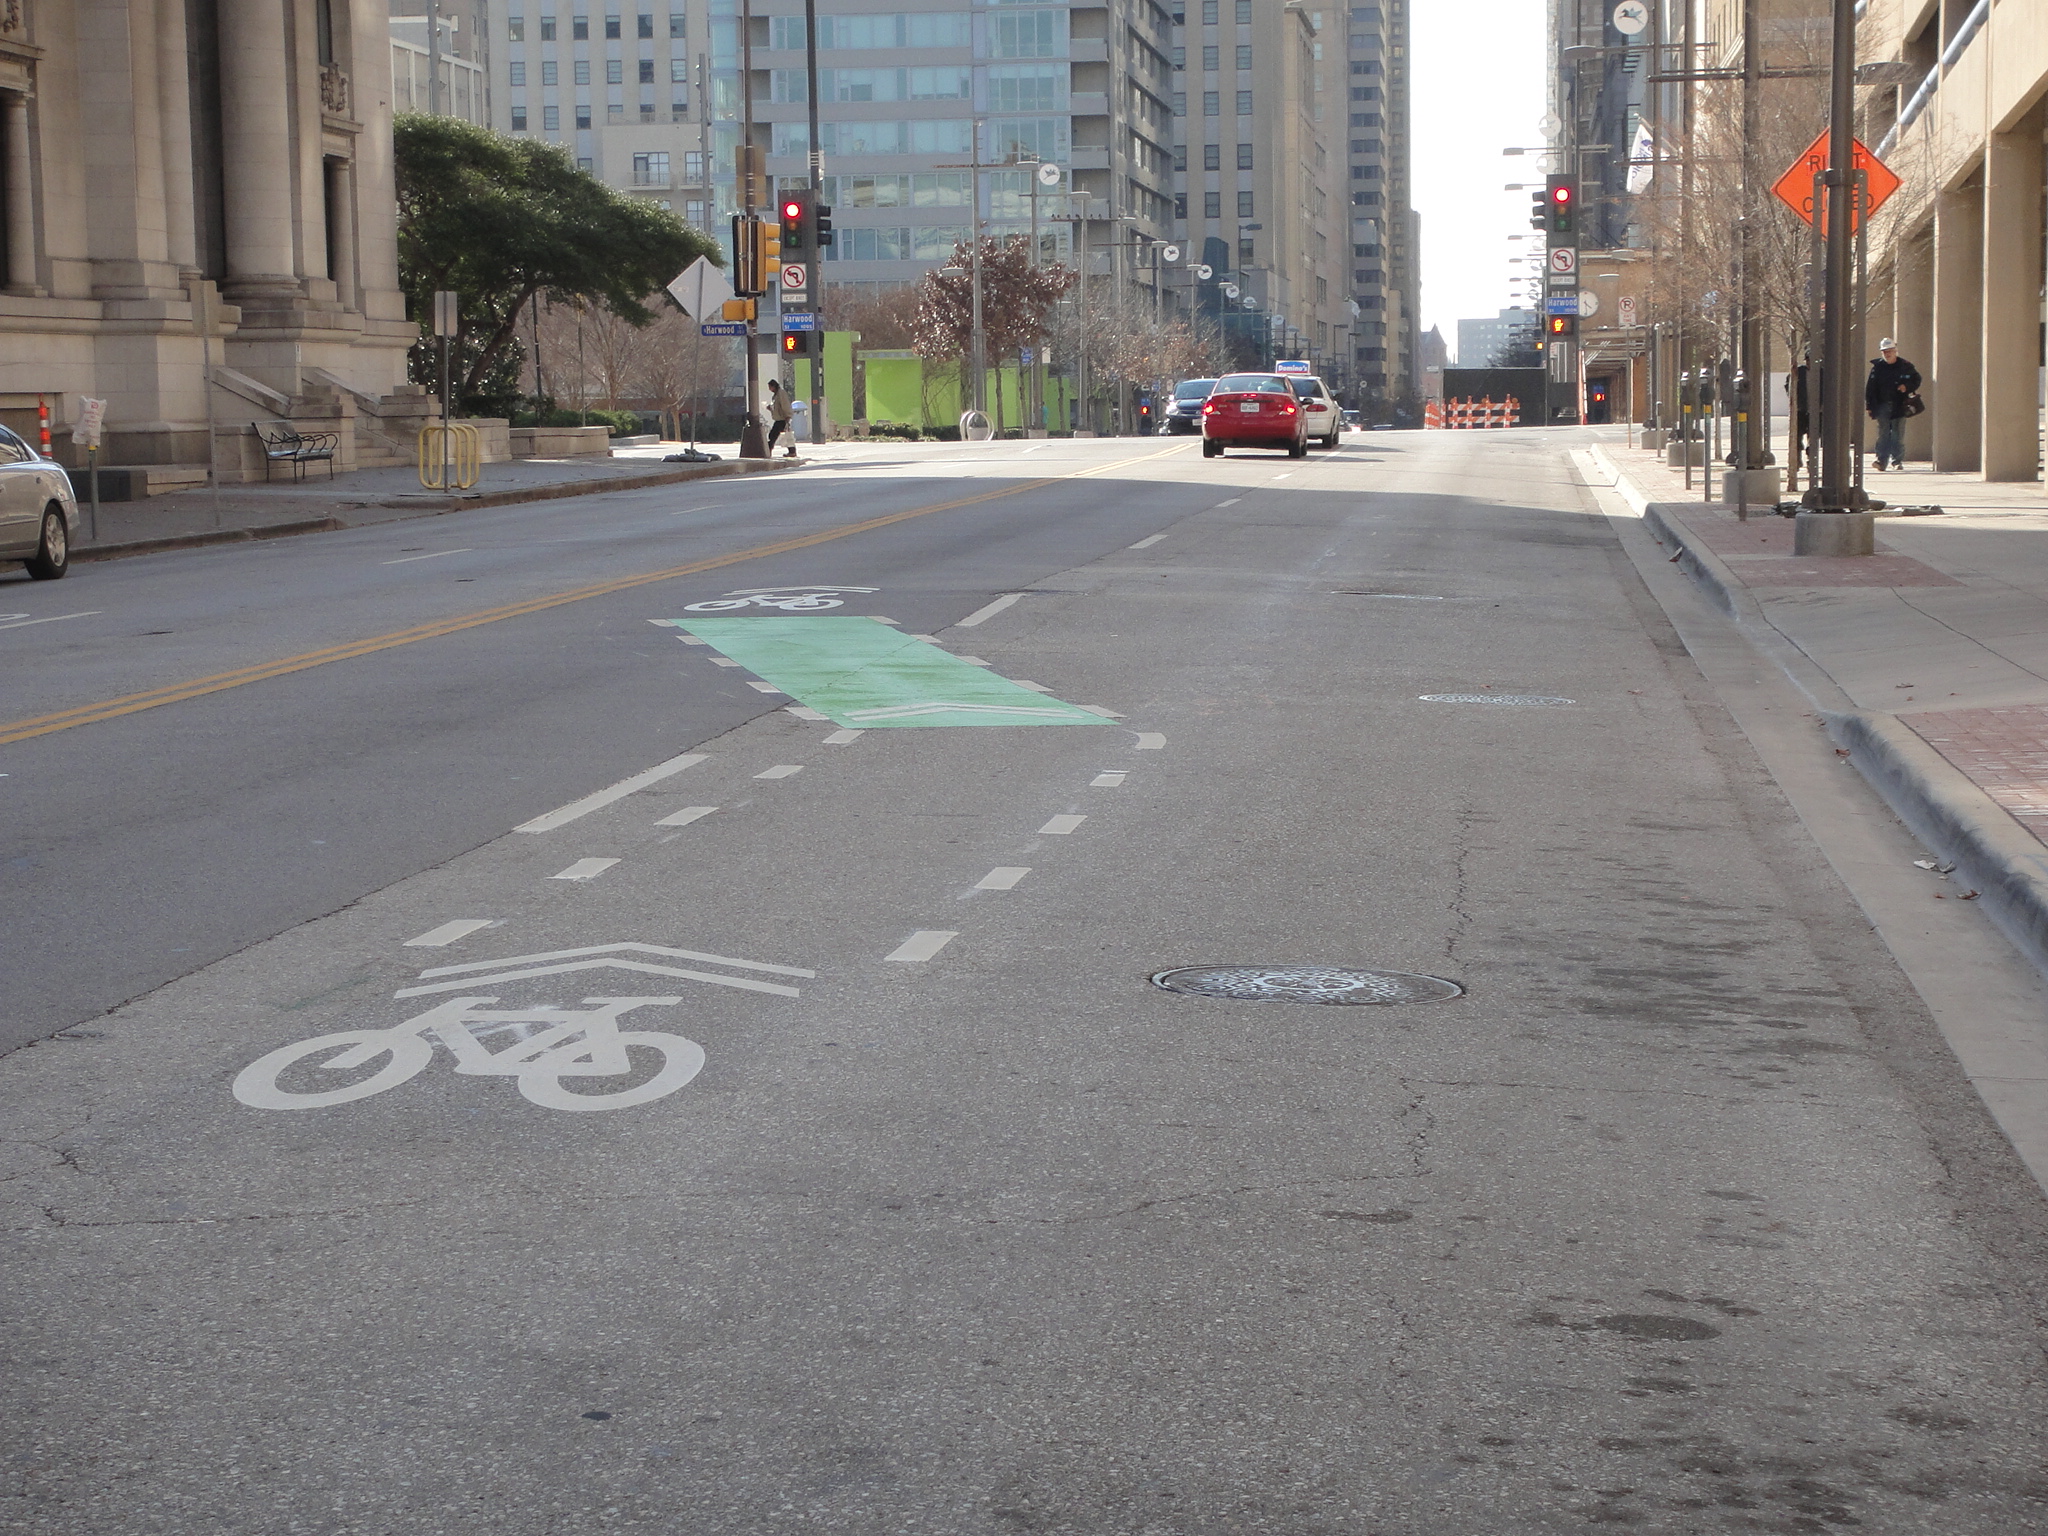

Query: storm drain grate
[[1150, 965, 1464, 1005], [1419, 693, 1574, 707]]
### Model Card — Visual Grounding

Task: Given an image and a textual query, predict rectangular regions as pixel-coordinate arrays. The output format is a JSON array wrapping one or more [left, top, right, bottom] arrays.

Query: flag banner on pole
[[1625, 117, 1656, 195]]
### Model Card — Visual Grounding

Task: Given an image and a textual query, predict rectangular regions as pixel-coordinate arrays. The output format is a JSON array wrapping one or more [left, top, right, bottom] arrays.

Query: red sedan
[[1200, 373, 1309, 458]]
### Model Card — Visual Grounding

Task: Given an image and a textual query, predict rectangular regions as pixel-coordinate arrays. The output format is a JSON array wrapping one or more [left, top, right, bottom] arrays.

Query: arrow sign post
[[666, 256, 735, 318]]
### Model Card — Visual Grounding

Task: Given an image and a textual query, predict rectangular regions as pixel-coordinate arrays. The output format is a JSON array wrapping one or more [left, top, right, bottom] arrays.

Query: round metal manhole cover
[[1150, 965, 1464, 1005], [1419, 693, 1575, 707]]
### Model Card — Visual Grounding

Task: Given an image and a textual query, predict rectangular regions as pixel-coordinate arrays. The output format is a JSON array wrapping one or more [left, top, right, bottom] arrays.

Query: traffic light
[[732, 215, 762, 296], [781, 193, 807, 254], [1529, 191, 1548, 230], [1547, 174, 1576, 237], [761, 218, 782, 275], [1547, 314, 1575, 338], [782, 331, 803, 355], [814, 202, 833, 247]]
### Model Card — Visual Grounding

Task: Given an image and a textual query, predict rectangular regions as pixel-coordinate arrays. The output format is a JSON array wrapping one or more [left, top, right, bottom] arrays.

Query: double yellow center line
[[0, 443, 1190, 747]]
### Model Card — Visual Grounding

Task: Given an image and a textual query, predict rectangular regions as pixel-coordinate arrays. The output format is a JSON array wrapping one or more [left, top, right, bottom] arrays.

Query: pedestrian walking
[[1865, 339, 1921, 472], [765, 379, 796, 458]]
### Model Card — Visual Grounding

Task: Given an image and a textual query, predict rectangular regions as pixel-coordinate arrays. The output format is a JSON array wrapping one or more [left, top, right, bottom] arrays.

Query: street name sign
[[699, 321, 748, 337], [780, 311, 819, 332]]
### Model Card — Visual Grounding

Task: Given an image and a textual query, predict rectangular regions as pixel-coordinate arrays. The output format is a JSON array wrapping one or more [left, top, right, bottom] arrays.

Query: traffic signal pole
[[737, 0, 767, 460], [1811, 0, 1863, 515], [803, 0, 823, 445]]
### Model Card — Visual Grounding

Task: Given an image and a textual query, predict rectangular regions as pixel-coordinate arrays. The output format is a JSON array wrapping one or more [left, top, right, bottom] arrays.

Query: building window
[[1350, 60, 1380, 74], [1174, 192, 1187, 217], [510, 61, 527, 84], [1172, 91, 1186, 115], [985, 9, 1068, 59], [543, 104, 560, 128], [670, 12, 685, 36], [1235, 44, 1251, 68], [639, 59, 655, 82], [640, 101, 656, 119], [1203, 190, 1220, 217], [1237, 191, 1253, 217], [1350, 164, 1380, 178], [685, 150, 706, 181], [575, 59, 592, 83], [508, 14, 526, 39], [578, 157, 593, 171], [1238, 236, 1253, 263], [605, 59, 622, 83], [1351, 189, 1380, 205], [637, 12, 654, 36], [1350, 111, 1381, 126], [1173, 142, 1187, 171], [1236, 141, 1252, 169], [539, 15, 556, 38], [1201, 0, 1218, 22], [605, 14, 622, 38], [1172, 45, 1184, 68], [541, 59, 558, 83], [633, 151, 670, 183], [1235, 0, 1251, 19], [572, 15, 588, 37], [511, 105, 529, 128], [671, 58, 689, 81], [1202, 44, 1218, 69], [1235, 89, 1251, 113], [608, 103, 625, 121], [576, 106, 592, 127], [671, 99, 688, 120], [1202, 90, 1218, 114], [686, 199, 707, 223], [1203, 142, 1219, 170]]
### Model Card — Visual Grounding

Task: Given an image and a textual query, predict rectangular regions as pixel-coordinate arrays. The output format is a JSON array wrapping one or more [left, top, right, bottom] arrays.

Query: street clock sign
[[1036, 161, 1062, 187]]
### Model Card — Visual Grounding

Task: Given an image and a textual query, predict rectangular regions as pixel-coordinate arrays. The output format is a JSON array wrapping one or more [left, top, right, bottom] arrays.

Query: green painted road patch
[[671, 616, 1110, 728]]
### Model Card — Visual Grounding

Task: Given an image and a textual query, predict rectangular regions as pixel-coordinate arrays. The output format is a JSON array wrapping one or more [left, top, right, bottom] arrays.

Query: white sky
[[1408, 0, 1550, 353]]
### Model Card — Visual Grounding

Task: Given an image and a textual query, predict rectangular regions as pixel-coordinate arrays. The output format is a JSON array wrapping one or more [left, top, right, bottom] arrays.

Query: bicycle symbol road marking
[[233, 996, 703, 1112]]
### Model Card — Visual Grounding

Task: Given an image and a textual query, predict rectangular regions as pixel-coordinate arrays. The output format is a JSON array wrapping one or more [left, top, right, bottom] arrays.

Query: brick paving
[[1662, 507, 1961, 587], [1905, 707, 2048, 841]]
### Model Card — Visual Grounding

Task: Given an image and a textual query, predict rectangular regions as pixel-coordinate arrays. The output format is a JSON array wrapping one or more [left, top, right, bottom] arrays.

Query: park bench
[[255, 421, 339, 481]]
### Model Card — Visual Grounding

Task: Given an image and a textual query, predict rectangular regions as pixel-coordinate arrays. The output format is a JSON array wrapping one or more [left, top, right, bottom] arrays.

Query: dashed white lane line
[[1273, 472, 1293, 480], [656, 805, 719, 827], [404, 919, 495, 948], [552, 858, 620, 881], [1091, 771, 1128, 787], [747, 681, 785, 694], [958, 656, 991, 666], [824, 729, 864, 744], [1134, 733, 1166, 750], [0, 611, 102, 632], [1214, 498, 1242, 508], [1013, 681, 1053, 693], [956, 593, 1024, 628], [755, 764, 804, 780], [786, 705, 829, 720], [711, 657, 740, 667], [871, 617, 902, 626], [666, 503, 727, 516], [1078, 705, 1122, 718], [886, 930, 959, 963], [1038, 815, 1087, 835], [1129, 534, 1168, 549], [381, 548, 473, 565], [515, 753, 709, 833], [975, 867, 1031, 891]]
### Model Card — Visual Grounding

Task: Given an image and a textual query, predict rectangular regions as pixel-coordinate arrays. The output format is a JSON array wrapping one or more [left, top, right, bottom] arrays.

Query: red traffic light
[[782, 199, 803, 221], [1550, 184, 1572, 205]]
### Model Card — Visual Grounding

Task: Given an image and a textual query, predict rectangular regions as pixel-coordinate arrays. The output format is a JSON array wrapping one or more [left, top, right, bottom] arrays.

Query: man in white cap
[[1865, 338, 1920, 472]]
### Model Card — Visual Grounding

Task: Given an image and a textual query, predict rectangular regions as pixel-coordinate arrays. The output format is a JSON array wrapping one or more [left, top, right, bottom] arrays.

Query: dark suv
[[1163, 378, 1217, 434]]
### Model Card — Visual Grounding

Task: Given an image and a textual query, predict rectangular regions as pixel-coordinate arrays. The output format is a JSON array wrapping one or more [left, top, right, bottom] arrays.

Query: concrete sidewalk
[[1589, 431, 2048, 978], [66, 444, 808, 561]]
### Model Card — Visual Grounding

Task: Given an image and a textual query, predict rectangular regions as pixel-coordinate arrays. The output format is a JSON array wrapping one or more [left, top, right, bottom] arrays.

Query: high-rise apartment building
[[1167, 0, 1335, 378], [489, 1, 1178, 305], [1339, 0, 1413, 407]]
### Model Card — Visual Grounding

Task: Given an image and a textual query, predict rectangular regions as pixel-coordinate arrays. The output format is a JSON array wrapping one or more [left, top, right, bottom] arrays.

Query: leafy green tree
[[393, 114, 718, 410]]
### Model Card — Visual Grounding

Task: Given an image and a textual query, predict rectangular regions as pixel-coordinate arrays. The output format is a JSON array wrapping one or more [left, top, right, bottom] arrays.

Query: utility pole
[[803, 0, 823, 444], [737, 0, 766, 459], [1808, 0, 1865, 521], [425, 1, 443, 117]]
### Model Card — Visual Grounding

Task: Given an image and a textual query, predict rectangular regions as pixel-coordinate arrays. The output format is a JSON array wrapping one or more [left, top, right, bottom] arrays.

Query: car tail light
[[1279, 402, 1297, 414]]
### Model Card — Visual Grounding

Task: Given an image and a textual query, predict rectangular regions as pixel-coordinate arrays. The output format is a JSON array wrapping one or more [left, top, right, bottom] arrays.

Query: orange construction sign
[[1771, 131, 1901, 233]]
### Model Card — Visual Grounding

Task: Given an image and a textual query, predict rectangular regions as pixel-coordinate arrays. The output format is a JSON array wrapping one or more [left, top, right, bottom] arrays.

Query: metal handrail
[[1877, 0, 1989, 157]]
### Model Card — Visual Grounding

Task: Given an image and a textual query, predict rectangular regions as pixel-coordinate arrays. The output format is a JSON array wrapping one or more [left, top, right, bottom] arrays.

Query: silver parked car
[[0, 423, 78, 579]]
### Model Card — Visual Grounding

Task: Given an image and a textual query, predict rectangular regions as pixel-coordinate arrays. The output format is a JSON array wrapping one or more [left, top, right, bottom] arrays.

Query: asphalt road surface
[[6, 431, 2048, 1534]]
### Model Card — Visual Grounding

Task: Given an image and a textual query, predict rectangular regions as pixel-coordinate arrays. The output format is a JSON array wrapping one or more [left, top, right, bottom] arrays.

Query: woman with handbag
[[1865, 339, 1923, 471]]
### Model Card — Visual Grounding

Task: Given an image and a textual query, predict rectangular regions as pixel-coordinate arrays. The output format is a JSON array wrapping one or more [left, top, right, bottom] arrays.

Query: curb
[[74, 517, 346, 563], [1590, 440, 2048, 982], [66, 456, 805, 563]]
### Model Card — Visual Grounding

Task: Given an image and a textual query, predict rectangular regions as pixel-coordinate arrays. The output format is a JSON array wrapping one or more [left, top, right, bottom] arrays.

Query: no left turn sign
[[1548, 247, 1577, 275], [781, 263, 807, 291]]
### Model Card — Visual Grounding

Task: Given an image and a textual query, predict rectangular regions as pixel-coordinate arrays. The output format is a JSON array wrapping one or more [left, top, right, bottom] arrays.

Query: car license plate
[[1238, 401, 1260, 413]]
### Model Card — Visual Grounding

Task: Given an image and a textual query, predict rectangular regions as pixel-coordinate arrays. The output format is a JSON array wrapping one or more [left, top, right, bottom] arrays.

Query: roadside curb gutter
[[1586, 441, 2048, 985]]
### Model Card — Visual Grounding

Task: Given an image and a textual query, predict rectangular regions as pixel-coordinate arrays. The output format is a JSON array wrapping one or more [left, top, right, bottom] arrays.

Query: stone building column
[[218, 0, 301, 299], [1, 91, 35, 295], [1893, 223, 1935, 463], [159, 0, 198, 273], [1981, 106, 2045, 482], [1931, 175, 1983, 473], [326, 156, 357, 309]]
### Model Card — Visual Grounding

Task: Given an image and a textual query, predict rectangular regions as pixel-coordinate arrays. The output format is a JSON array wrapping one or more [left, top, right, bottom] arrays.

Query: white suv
[[0, 423, 78, 579], [1286, 376, 1341, 449]]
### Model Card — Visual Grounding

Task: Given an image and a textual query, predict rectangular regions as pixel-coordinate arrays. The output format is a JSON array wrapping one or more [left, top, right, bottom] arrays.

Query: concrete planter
[[1793, 510, 1876, 556], [510, 425, 613, 458]]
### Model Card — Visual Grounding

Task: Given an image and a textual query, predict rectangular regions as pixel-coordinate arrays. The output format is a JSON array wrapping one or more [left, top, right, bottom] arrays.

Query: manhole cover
[[1419, 693, 1574, 706], [1150, 965, 1463, 1005]]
